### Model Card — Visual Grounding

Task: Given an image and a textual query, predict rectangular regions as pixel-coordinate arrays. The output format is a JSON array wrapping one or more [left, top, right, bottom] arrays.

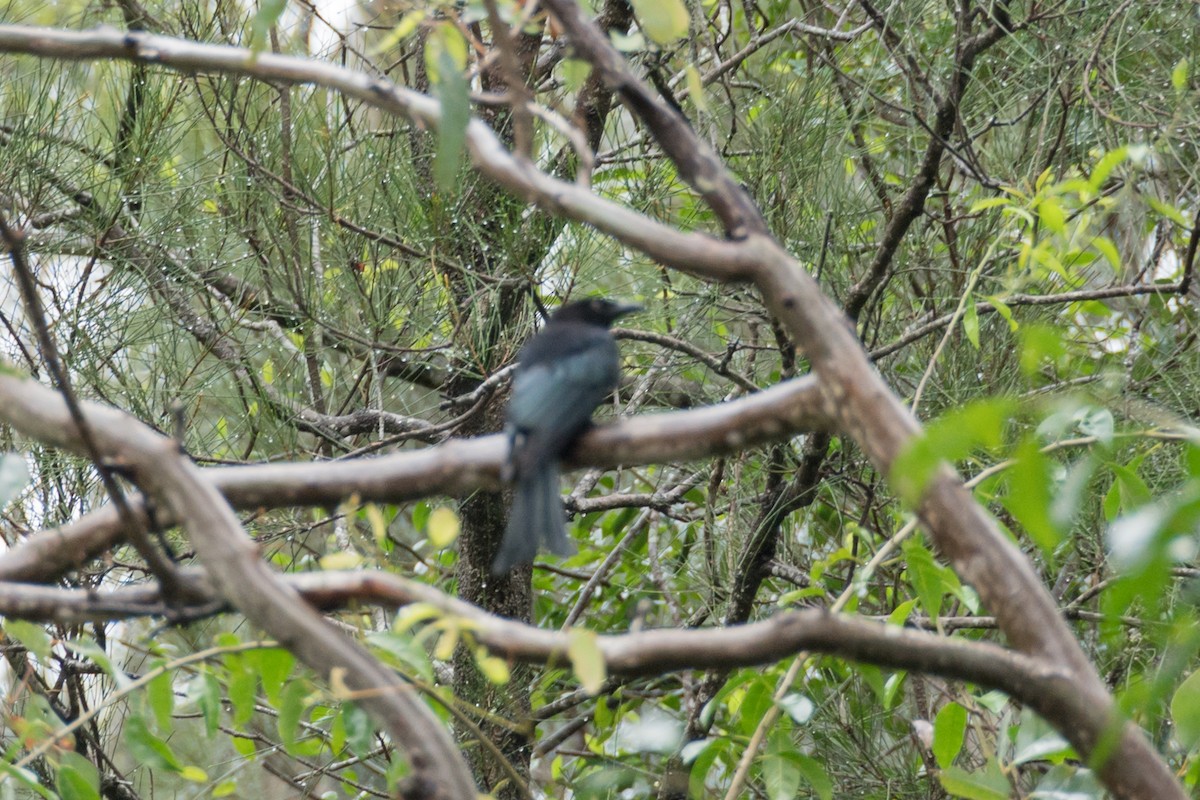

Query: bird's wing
[[506, 338, 619, 474]]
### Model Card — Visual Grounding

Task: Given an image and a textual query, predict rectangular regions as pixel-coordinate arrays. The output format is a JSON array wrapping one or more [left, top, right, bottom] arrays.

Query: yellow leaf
[[365, 504, 389, 547], [631, 0, 689, 44], [179, 766, 208, 783], [475, 647, 511, 684], [372, 9, 426, 54], [329, 666, 351, 698], [434, 626, 459, 661], [1173, 57, 1189, 92], [427, 506, 460, 547], [319, 551, 362, 571], [1037, 198, 1066, 234], [261, 358, 274, 385], [684, 64, 709, 113], [562, 59, 592, 93], [393, 602, 442, 632], [567, 628, 606, 695]]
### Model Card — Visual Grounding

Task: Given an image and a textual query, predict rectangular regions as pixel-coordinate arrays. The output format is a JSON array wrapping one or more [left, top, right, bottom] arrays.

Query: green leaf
[[630, 0, 689, 44], [891, 398, 1015, 506], [226, 653, 257, 726], [1089, 147, 1128, 191], [854, 663, 886, 703], [1173, 57, 1190, 92], [426, 23, 470, 195], [1093, 235, 1121, 270], [189, 671, 221, 737], [56, 751, 100, 800], [5, 619, 51, 660], [147, 666, 174, 732], [1186, 442, 1200, 478], [984, 296, 1017, 331], [254, 648, 294, 704], [962, 296, 980, 349], [124, 715, 184, 772], [795, 753, 833, 800], [1147, 195, 1189, 227], [1171, 667, 1200, 749], [688, 738, 729, 797], [887, 598, 918, 626], [1037, 197, 1066, 234], [932, 702, 968, 769], [736, 677, 774, 733], [1005, 436, 1061, 556], [277, 680, 311, 755], [762, 748, 801, 800], [1018, 324, 1064, 378], [904, 540, 950, 620], [938, 762, 1010, 800], [342, 703, 375, 759], [365, 503, 389, 548], [1109, 461, 1152, 510], [883, 672, 908, 711], [411, 501, 432, 534], [969, 197, 1010, 213], [474, 646, 511, 684], [562, 59, 592, 93], [1035, 166, 1053, 192], [249, 0, 287, 52], [368, 630, 435, 682], [179, 765, 208, 783], [212, 781, 239, 797], [1011, 709, 1074, 765], [568, 627, 607, 695]]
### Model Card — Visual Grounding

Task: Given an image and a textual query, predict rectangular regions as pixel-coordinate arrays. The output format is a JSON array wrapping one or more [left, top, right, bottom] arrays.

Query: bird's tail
[[492, 463, 574, 574]]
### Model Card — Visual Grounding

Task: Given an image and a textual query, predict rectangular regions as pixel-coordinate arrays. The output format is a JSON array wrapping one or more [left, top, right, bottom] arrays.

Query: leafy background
[[0, 0, 1197, 798]]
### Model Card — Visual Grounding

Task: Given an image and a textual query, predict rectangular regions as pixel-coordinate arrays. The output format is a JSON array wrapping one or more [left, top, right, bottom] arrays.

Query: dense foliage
[[0, 0, 1197, 798]]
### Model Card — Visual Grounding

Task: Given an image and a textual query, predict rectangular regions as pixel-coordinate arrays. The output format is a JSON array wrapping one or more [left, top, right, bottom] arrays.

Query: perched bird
[[492, 297, 641, 574]]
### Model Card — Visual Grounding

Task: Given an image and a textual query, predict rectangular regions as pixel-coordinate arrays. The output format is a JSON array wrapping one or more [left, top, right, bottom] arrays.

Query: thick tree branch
[[0, 374, 477, 800], [518, 6, 1179, 799], [0, 18, 1183, 799], [0, 566, 1116, 771], [0, 375, 830, 583]]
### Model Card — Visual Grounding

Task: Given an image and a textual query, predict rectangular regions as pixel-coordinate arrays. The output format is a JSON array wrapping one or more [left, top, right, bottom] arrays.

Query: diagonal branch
[[0, 18, 1183, 799], [0, 373, 478, 800]]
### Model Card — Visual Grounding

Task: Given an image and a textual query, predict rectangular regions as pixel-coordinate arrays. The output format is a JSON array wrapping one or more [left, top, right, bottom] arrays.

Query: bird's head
[[551, 297, 642, 327]]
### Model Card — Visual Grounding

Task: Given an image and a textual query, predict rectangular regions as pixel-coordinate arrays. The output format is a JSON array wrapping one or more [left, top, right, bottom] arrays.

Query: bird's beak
[[613, 302, 643, 319]]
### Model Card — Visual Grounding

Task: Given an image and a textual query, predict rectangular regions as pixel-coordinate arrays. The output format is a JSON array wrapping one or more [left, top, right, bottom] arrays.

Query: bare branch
[[0, 566, 1114, 763], [0, 375, 831, 583]]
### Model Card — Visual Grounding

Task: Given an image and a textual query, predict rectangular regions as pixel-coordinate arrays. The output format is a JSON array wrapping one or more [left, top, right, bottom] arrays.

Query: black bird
[[492, 297, 641, 574]]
